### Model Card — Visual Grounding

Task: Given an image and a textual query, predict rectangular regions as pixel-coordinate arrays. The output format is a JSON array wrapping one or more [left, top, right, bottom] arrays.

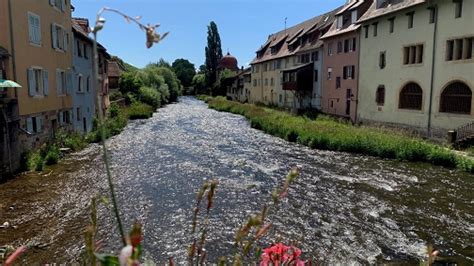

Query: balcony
[[282, 63, 314, 92]]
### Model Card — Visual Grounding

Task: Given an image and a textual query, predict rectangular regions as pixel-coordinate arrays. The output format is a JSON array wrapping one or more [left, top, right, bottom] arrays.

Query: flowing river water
[[0, 96, 473, 265]]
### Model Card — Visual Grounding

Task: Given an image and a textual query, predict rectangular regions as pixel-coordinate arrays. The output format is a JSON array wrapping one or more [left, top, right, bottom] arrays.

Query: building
[[1, 0, 74, 151], [357, 0, 474, 137], [0, 43, 20, 177], [108, 58, 126, 92], [226, 67, 251, 102], [321, 0, 372, 123], [250, 9, 339, 110], [72, 18, 95, 134], [97, 43, 111, 116]]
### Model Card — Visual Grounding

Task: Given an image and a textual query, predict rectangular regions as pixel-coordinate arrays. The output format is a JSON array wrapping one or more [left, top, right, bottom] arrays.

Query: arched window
[[440, 81, 472, 114], [399, 82, 423, 110]]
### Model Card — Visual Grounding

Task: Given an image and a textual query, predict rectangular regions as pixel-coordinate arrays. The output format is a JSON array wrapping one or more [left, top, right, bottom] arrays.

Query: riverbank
[[23, 101, 155, 173], [202, 96, 474, 174]]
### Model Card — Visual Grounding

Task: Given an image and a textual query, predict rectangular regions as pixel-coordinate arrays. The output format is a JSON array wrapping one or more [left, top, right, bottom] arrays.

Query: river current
[[0, 96, 472, 264]]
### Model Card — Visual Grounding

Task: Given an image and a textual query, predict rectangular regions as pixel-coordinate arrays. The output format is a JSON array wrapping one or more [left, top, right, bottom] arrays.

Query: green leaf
[[94, 253, 120, 266]]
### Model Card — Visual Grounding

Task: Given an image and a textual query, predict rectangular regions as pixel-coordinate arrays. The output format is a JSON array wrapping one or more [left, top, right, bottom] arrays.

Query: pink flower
[[260, 243, 306, 266], [5, 246, 27, 266], [119, 245, 133, 266]]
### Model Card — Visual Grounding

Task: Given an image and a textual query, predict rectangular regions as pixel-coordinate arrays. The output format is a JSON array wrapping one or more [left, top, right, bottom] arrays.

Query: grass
[[205, 97, 474, 174], [125, 102, 154, 120]]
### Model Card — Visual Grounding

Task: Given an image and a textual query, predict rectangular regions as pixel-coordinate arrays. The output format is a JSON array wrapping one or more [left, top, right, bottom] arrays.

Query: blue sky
[[72, 0, 345, 69]]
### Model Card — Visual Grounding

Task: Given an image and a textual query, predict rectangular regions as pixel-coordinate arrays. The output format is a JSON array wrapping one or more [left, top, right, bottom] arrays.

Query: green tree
[[172, 59, 196, 88], [205, 21, 223, 89], [214, 69, 234, 96], [155, 67, 182, 102], [119, 71, 143, 95], [192, 74, 207, 95], [198, 64, 206, 74]]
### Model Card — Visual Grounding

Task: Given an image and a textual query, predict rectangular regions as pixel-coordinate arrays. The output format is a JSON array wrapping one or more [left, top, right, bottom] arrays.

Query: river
[[0, 96, 473, 264]]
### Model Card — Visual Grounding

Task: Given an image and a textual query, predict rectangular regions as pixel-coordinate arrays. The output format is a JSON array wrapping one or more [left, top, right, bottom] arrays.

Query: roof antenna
[[284, 17, 288, 35]]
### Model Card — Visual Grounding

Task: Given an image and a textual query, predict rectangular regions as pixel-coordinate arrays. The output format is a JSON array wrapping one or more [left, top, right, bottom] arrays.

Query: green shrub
[[127, 102, 154, 120], [206, 97, 474, 174], [45, 146, 60, 165], [109, 91, 123, 101], [138, 86, 161, 109], [27, 151, 44, 171]]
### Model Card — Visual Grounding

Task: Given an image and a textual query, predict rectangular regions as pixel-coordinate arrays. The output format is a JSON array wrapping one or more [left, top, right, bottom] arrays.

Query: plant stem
[[92, 30, 126, 246]]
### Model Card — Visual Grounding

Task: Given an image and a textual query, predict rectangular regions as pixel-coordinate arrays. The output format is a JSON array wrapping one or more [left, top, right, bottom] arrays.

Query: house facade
[[357, 0, 473, 136], [98, 44, 111, 117], [250, 9, 338, 110], [108, 58, 126, 92], [72, 18, 95, 134], [0, 22, 21, 177], [226, 67, 251, 102], [2, 0, 74, 151], [321, 0, 372, 123]]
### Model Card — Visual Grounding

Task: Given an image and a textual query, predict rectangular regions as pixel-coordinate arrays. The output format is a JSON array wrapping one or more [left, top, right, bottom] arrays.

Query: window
[[379, 51, 386, 69], [76, 107, 81, 121], [255, 65, 260, 73], [344, 39, 349, 53], [407, 12, 415, 29], [270, 78, 274, 86], [351, 38, 356, 51], [399, 82, 423, 110], [327, 68, 332, 80], [279, 94, 283, 103], [336, 77, 341, 89], [376, 85, 385, 106], [373, 22, 378, 37], [446, 37, 474, 61], [77, 74, 84, 93], [86, 76, 90, 92], [52, 23, 68, 51], [403, 44, 424, 64], [429, 7, 437, 24], [388, 17, 395, 33], [253, 79, 257, 87], [28, 13, 41, 45], [328, 43, 333, 56], [440, 81, 472, 114], [58, 110, 71, 126], [77, 40, 82, 57], [454, 0, 463, 18], [265, 78, 268, 86], [27, 68, 49, 97], [337, 41, 343, 53], [311, 51, 319, 62], [343, 65, 355, 79], [56, 69, 72, 95], [83, 43, 88, 59], [50, 0, 67, 12], [364, 25, 369, 38], [351, 10, 358, 24], [264, 64, 268, 72], [26, 116, 42, 134], [337, 15, 343, 29], [314, 69, 318, 82]]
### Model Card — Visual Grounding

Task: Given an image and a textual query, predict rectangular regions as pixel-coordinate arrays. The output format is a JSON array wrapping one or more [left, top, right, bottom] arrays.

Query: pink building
[[321, 0, 372, 123]]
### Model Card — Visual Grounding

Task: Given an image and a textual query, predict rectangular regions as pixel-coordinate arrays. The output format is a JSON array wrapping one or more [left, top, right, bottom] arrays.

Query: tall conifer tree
[[204, 21, 223, 89]]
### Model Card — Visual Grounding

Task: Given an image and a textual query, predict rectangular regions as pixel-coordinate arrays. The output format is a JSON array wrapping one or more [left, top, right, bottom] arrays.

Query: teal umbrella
[[0, 79, 22, 88]]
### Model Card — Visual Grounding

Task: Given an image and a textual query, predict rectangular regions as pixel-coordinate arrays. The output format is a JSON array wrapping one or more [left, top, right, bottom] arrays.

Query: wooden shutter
[[56, 69, 61, 95], [28, 68, 35, 96], [63, 32, 68, 51], [26, 117, 33, 133], [49, 0, 55, 6], [66, 71, 72, 94], [37, 116, 43, 133], [351, 66, 355, 79], [51, 24, 57, 49], [61, 0, 66, 12], [43, 70, 49, 96]]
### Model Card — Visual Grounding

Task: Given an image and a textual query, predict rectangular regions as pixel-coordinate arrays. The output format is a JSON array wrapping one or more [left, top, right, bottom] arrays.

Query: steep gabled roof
[[358, 0, 427, 23], [251, 6, 342, 65]]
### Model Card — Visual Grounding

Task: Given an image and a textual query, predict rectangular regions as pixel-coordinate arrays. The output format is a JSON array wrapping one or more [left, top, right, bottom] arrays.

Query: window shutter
[[66, 71, 72, 94], [28, 68, 35, 96], [59, 112, 64, 125], [43, 70, 49, 96], [51, 24, 57, 49], [68, 111, 72, 124], [63, 32, 68, 51], [61, 0, 66, 12], [37, 117, 43, 133], [352, 66, 356, 79], [56, 70, 61, 95], [28, 15, 34, 42], [26, 117, 33, 133], [49, 0, 55, 6]]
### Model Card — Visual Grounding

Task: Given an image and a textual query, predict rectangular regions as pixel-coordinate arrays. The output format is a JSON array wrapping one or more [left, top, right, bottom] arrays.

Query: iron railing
[[456, 121, 474, 142]]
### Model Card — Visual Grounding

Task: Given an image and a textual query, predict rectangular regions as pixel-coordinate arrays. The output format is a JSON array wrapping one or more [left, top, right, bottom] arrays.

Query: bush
[[27, 152, 44, 171], [138, 86, 161, 109], [206, 97, 474, 174], [127, 102, 154, 120], [109, 91, 123, 101], [44, 146, 60, 165]]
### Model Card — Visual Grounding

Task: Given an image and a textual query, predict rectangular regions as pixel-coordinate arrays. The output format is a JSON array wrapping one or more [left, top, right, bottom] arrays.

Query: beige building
[[1, 0, 74, 150], [250, 9, 339, 110], [357, 0, 474, 137]]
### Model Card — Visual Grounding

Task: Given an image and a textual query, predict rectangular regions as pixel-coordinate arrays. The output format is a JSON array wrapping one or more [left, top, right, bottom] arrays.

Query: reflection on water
[[0, 96, 473, 264]]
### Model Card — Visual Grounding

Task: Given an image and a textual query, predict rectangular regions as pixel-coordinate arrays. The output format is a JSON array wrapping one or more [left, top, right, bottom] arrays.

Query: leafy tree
[[172, 59, 196, 88], [155, 67, 182, 102], [205, 21, 223, 88], [119, 71, 143, 95], [198, 64, 206, 74], [192, 74, 207, 95], [213, 69, 234, 96], [149, 58, 172, 69]]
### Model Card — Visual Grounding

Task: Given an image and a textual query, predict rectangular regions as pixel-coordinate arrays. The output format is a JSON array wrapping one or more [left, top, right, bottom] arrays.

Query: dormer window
[[351, 10, 358, 24], [336, 15, 343, 29]]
